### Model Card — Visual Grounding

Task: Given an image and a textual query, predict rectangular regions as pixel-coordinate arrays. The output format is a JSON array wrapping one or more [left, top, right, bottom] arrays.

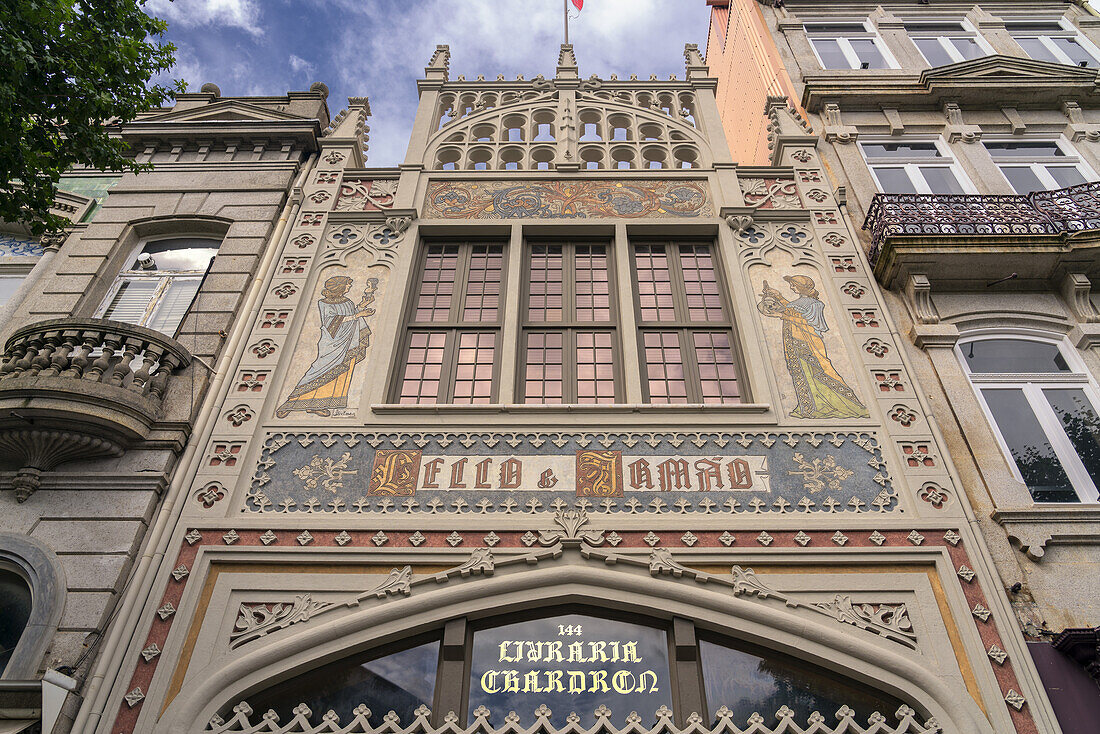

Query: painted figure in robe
[[276, 275, 378, 417], [757, 274, 869, 419]]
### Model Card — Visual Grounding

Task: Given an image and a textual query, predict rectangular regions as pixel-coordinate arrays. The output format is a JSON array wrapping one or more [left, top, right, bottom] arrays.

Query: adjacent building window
[[0, 568, 32, 676], [904, 21, 989, 66], [860, 140, 971, 194], [805, 21, 894, 69], [632, 242, 741, 404], [959, 335, 1100, 502], [0, 275, 26, 307], [521, 242, 620, 403], [983, 139, 1094, 193], [1005, 19, 1100, 67], [398, 242, 505, 404], [98, 237, 219, 338]]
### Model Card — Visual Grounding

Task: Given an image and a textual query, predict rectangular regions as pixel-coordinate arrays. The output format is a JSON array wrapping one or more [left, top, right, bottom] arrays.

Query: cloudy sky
[[146, 0, 714, 166]]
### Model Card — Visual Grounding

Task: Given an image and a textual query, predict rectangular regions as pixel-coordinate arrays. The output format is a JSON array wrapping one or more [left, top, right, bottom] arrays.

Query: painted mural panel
[[245, 431, 896, 514], [749, 257, 868, 420], [274, 259, 388, 419], [424, 180, 712, 219]]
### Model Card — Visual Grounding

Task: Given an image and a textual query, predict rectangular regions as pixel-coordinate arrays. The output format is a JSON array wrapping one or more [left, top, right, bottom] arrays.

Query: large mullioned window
[[399, 242, 505, 404], [395, 240, 743, 406]]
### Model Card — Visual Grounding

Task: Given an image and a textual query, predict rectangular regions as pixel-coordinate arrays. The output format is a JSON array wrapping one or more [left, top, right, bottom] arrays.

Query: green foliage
[[0, 0, 181, 235]]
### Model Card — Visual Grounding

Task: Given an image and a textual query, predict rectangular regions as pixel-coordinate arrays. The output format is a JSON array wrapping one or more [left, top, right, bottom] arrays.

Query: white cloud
[[147, 0, 263, 36], [289, 54, 316, 77], [322, 0, 710, 165]]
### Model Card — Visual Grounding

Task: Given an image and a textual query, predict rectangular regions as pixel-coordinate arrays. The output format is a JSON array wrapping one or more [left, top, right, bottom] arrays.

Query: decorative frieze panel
[[335, 178, 398, 211], [246, 431, 896, 515], [423, 180, 712, 219]]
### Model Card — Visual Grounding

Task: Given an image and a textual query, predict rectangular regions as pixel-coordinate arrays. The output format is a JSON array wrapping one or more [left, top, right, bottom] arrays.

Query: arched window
[[230, 608, 910, 728], [0, 568, 32, 676], [958, 333, 1100, 502], [97, 237, 219, 338]]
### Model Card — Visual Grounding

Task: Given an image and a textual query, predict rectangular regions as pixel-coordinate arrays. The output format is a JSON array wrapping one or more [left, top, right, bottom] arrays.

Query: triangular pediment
[[921, 54, 1098, 85], [137, 99, 307, 124]]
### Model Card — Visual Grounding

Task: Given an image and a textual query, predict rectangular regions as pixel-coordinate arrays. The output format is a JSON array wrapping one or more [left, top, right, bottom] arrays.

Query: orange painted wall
[[705, 0, 801, 165]]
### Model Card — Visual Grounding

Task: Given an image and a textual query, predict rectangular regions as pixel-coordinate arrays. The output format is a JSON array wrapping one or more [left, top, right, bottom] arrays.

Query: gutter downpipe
[[71, 151, 317, 734]]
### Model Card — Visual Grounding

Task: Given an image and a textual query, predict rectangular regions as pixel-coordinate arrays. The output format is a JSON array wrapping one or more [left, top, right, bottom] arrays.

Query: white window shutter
[[147, 277, 202, 336], [103, 279, 159, 325]]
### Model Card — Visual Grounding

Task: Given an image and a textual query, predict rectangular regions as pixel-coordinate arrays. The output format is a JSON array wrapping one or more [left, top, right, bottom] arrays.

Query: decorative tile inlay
[[719, 531, 736, 546], [296, 530, 314, 546], [249, 432, 896, 516], [123, 688, 145, 707], [972, 603, 992, 622], [184, 529, 202, 545], [869, 531, 886, 546], [832, 531, 849, 546], [644, 531, 661, 547], [171, 565, 189, 581], [259, 530, 277, 546], [944, 530, 962, 546], [140, 644, 161, 662], [988, 645, 1008, 665], [156, 603, 175, 620], [334, 531, 352, 546], [483, 531, 501, 547], [1004, 689, 1026, 711], [409, 531, 426, 547], [222, 529, 240, 545], [907, 530, 924, 546], [794, 531, 811, 546], [756, 531, 773, 547], [957, 565, 975, 582], [446, 531, 463, 547], [371, 530, 388, 546], [425, 180, 713, 219]]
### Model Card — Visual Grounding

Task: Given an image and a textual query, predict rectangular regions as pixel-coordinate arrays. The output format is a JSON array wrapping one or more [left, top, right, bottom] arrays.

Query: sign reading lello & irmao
[[365, 451, 770, 497], [246, 432, 896, 514]]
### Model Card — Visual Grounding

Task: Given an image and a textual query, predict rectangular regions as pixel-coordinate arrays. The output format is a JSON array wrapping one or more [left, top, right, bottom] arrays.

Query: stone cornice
[[802, 56, 1100, 112], [119, 119, 321, 152]]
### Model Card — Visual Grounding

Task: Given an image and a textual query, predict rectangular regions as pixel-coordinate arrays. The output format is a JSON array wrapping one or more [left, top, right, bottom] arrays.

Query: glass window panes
[[984, 140, 1093, 193], [982, 388, 1078, 502], [0, 569, 32, 676], [906, 22, 987, 66], [805, 22, 892, 69], [961, 337, 1100, 502], [99, 237, 219, 337], [1045, 388, 1100, 492], [400, 242, 505, 404], [0, 275, 26, 307], [1007, 21, 1100, 67], [700, 639, 907, 727], [468, 614, 672, 726], [243, 640, 440, 728], [963, 338, 1069, 373], [862, 141, 969, 194]]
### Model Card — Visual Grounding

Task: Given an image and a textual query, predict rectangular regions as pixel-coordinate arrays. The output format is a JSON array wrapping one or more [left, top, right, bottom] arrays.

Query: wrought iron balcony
[[863, 181, 1100, 266], [0, 318, 191, 501]]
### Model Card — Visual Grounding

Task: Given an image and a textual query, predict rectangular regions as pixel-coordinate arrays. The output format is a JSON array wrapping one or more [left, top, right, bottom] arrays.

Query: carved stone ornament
[[230, 595, 331, 649], [207, 700, 942, 734]]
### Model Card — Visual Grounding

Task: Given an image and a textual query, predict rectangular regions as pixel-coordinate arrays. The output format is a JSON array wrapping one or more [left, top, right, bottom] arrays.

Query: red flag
[[571, 0, 583, 9]]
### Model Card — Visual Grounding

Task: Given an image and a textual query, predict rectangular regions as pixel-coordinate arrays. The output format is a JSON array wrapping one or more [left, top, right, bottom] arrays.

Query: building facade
[[1, 37, 1074, 734], [706, 0, 1100, 726], [0, 84, 328, 732]]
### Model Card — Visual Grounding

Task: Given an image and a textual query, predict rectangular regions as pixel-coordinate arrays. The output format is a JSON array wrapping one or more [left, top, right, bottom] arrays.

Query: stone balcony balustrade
[[0, 317, 192, 501]]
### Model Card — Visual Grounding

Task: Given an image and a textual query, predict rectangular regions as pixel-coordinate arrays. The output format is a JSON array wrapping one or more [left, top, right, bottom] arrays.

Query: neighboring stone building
[[706, 0, 1100, 725], [0, 84, 328, 732]]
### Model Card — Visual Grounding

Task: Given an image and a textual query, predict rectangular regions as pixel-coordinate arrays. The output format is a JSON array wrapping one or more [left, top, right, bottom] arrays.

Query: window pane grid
[[524, 332, 564, 404], [693, 332, 740, 404], [452, 332, 496, 404], [679, 245, 725, 321], [400, 332, 446, 404], [462, 244, 503, 322], [415, 245, 459, 322], [574, 244, 611, 322], [634, 244, 676, 322], [528, 244, 564, 322], [576, 331, 616, 403], [644, 332, 688, 403]]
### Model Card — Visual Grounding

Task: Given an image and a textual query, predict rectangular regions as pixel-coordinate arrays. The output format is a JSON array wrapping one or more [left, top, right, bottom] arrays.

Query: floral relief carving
[[230, 595, 332, 649], [787, 453, 854, 494], [739, 178, 802, 210], [293, 452, 358, 492], [335, 179, 398, 211]]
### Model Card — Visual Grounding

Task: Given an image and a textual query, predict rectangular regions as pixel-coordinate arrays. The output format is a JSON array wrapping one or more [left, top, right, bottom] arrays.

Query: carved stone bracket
[[905, 274, 940, 325], [944, 103, 982, 144], [822, 104, 858, 145], [994, 507, 1100, 562], [1061, 273, 1100, 324]]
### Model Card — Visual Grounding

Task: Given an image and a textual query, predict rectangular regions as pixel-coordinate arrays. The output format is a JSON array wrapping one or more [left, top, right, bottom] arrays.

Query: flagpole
[[564, 0, 569, 44]]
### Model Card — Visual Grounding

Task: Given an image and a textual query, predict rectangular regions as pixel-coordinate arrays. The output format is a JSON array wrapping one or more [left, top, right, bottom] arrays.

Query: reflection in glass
[[243, 640, 439, 727], [0, 569, 32, 676], [1000, 167, 1046, 194], [1048, 166, 1088, 189], [809, 38, 848, 69], [1045, 389, 1100, 493], [917, 166, 964, 194], [468, 614, 672, 725], [962, 339, 1068, 373], [700, 639, 906, 726], [982, 389, 1078, 502], [849, 39, 888, 68], [871, 167, 918, 194]]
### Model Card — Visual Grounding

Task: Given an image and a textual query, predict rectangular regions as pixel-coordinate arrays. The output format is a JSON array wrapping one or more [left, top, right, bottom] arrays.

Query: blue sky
[[146, 0, 714, 166]]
